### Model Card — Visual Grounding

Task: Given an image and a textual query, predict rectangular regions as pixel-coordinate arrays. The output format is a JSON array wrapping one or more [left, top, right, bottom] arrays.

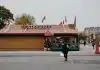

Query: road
[[0, 56, 100, 70], [0, 44, 100, 70]]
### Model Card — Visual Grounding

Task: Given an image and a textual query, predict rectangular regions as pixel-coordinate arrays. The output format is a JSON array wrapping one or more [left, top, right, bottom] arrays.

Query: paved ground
[[0, 44, 100, 70], [0, 56, 100, 70], [0, 44, 99, 56]]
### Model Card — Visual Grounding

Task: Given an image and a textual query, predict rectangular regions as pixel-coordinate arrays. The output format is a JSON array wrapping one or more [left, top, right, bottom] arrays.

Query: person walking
[[61, 42, 69, 61], [92, 40, 95, 49], [84, 41, 86, 46]]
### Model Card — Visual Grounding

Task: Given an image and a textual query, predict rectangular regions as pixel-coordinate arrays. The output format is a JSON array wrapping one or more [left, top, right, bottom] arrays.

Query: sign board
[[44, 30, 52, 36], [21, 25, 51, 30]]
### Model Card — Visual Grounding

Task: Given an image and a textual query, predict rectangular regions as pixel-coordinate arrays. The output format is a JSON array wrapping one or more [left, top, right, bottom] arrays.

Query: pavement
[[0, 44, 99, 56], [0, 44, 100, 70]]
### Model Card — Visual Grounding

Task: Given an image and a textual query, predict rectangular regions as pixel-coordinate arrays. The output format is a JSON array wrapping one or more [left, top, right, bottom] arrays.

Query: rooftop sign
[[21, 25, 51, 30]]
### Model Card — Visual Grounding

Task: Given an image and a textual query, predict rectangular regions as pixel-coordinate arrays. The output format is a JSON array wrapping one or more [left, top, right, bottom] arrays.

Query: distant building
[[84, 27, 100, 43], [84, 27, 100, 34]]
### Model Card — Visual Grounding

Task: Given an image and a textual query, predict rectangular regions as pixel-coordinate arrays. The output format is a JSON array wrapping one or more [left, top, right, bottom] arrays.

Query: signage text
[[21, 25, 51, 30]]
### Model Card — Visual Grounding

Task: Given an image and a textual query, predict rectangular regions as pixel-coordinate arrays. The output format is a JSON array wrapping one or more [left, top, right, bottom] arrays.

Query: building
[[84, 27, 100, 43], [84, 27, 100, 34], [0, 16, 78, 51], [0, 23, 79, 51]]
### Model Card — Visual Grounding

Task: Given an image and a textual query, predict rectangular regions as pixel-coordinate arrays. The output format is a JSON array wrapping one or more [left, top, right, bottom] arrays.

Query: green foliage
[[27, 14, 36, 25], [0, 6, 14, 29], [15, 14, 36, 25], [0, 6, 13, 23], [79, 33, 87, 40]]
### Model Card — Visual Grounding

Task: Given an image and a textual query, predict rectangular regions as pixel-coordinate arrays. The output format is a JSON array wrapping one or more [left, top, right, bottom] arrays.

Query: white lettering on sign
[[21, 25, 51, 30]]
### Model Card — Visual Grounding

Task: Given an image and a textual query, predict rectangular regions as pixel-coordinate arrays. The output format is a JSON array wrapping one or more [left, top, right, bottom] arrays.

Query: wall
[[0, 36, 44, 51]]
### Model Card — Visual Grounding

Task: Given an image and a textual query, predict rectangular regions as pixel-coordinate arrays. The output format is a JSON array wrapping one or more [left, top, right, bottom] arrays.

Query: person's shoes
[[65, 59, 67, 61]]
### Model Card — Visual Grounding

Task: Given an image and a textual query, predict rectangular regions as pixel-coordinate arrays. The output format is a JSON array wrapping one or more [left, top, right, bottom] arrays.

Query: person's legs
[[93, 45, 94, 49], [64, 53, 68, 61], [84, 43, 85, 46]]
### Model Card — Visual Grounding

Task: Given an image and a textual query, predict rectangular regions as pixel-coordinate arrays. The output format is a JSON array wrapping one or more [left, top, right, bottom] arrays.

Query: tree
[[79, 33, 87, 41], [27, 14, 35, 25], [0, 6, 14, 29], [15, 14, 36, 25]]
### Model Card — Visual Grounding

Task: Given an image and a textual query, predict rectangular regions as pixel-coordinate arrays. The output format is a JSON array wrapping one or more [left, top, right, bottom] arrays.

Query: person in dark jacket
[[92, 40, 95, 49], [84, 41, 86, 46], [61, 42, 69, 61]]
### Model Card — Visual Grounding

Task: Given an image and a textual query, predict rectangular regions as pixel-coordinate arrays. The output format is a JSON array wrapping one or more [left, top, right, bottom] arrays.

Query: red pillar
[[95, 43, 100, 54]]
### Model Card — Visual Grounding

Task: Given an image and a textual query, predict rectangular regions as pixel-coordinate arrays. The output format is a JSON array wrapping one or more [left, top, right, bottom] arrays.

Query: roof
[[0, 24, 78, 35], [68, 24, 75, 29]]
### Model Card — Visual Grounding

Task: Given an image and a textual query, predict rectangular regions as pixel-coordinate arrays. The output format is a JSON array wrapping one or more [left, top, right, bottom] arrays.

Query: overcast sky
[[0, 0, 100, 31]]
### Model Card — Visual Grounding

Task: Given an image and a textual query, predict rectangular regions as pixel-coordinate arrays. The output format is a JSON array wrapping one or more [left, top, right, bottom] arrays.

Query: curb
[[0, 54, 100, 57], [0, 51, 100, 57]]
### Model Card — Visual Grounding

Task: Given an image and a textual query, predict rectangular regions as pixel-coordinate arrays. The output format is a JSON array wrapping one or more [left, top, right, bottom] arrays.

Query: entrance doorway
[[52, 35, 80, 51], [44, 37, 52, 51]]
